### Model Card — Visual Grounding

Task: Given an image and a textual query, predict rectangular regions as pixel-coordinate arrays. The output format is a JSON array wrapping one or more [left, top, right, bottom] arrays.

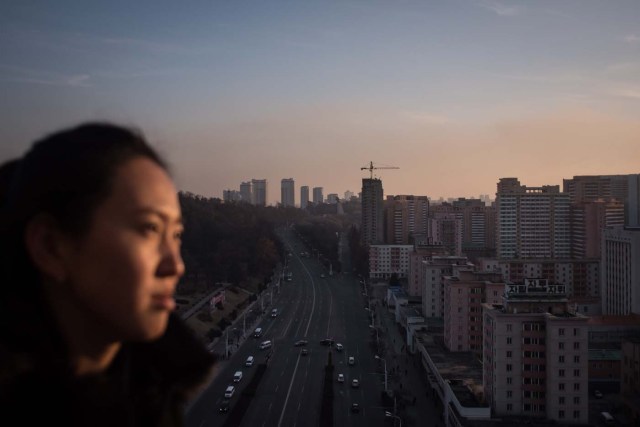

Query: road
[[185, 227, 388, 427]]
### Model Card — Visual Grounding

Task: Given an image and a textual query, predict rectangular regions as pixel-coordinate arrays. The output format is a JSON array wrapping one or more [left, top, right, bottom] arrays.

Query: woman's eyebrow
[[133, 207, 183, 225]]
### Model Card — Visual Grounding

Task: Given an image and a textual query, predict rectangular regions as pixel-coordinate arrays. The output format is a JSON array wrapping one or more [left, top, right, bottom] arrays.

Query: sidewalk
[[372, 289, 441, 427]]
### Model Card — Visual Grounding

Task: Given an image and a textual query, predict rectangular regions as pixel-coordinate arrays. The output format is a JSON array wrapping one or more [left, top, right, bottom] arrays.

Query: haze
[[1, 0, 639, 204]]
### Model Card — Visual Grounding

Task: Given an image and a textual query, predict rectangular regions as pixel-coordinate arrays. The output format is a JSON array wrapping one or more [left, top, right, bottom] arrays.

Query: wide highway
[[185, 227, 387, 427]]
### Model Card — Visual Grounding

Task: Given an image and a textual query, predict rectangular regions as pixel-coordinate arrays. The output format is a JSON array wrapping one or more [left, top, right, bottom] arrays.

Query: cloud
[[608, 87, 640, 99], [478, 1, 521, 16], [0, 65, 91, 87], [623, 34, 640, 44]]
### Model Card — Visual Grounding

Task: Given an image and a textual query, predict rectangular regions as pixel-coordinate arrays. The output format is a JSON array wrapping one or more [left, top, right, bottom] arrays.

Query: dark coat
[[0, 290, 216, 426]]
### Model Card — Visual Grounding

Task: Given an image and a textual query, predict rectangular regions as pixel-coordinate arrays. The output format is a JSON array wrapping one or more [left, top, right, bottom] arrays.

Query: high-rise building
[[384, 195, 429, 245], [300, 186, 309, 209], [443, 270, 504, 354], [368, 245, 413, 280], [361, 178, 384, 245], [571, 199, 624, 258], [223, 189, 241, 202], [428, 213, 463, 256], [629, 174, 640, 227], [327, 193, 339, 204], [563, 174, 640, 226], [280, 178, 295, 207], [420, 256, 472, 318], [251, 179, 267, 207], [312, 187, 323, 204], [240, 181, 252, 203], [483, 279, 589, 424], [496, 178, 570, 259], [601, 226, 640, 315], [621, 337, 640, 424]]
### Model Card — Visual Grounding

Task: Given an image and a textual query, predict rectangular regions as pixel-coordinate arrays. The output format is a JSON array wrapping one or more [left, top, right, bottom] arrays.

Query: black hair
[[0, 122, 168, 288]]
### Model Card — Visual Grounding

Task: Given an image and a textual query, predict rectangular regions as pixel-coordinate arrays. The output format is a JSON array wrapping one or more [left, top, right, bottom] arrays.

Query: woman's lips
[[151, 294, 175, 311]]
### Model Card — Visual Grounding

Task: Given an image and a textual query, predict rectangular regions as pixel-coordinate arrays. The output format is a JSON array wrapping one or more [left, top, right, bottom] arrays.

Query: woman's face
[[60, 157, 184, 342]]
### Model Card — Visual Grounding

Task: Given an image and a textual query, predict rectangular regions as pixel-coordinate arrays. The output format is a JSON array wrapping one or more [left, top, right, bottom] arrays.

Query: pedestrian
[[0, 122, 216, 425]]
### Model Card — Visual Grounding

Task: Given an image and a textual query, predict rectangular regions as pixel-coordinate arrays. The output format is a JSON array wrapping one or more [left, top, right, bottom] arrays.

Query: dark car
[[320, 338, 334, 346], [351, 403, 360, 413], [294, 340, 308, 347], [219, 399, 230, 413], [301, 349, 309, 356]]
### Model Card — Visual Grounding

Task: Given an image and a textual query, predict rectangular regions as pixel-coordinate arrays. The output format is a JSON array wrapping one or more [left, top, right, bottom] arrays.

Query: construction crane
[[361, 161, 399, 179]]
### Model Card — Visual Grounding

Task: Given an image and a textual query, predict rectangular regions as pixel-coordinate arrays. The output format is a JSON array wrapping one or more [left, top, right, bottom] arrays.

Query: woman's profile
[[0, 123, 216, 426]]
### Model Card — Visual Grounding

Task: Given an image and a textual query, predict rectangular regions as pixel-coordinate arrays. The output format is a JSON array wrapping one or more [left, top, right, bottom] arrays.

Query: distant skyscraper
[[312, 187, 323, 204], [628, 174, 640, 227], [300, 186, 309, 209], [344, 190, 355, 201], [384, 195, 429, 245], [223, 189, 241, 202], [601, 227, 640, 315], [361, 178, 384, 245], [251, 179, 267, 206], [496, 178, 570, 259], [281, 178, 295, 207], [570, 199, 624, 258], [327, 193, 338, 204], [240, 181, 252, 203]]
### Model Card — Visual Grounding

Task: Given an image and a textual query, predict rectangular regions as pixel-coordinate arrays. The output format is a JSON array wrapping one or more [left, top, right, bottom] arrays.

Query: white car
[[348, 356, 355, 365], [336, 343, 343, 351], [337, 374, 345, 383], [351, 379, 359, 388]]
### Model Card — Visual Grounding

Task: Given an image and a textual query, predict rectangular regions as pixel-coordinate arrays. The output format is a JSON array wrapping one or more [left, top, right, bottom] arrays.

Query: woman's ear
[[24, 213, 69, 283]]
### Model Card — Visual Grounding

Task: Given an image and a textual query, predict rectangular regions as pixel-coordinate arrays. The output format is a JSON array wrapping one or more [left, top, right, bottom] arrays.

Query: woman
[[0, 123, 216, 426]]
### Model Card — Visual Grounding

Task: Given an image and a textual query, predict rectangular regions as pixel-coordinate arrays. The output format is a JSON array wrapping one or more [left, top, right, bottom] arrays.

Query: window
[[574, 383, 580, 391], [507, 351, 512, 358], [507, 324, 513, 332], [507, 390, 512, 398], [559, 397, 565, 404], [559, 410, 565, 419], [559, 342, 564, 350], [574, 369, 580, 377], [574, 355, 580, 363], [573, 410, 580, 419], [559, 328, 565, 336], [507, 337, 512, 344], [574, 342, 580, 350], [573, 396, 580, 404], [506, 364, 512, 372], [507, 377, 512, 385], [559, 369, 565, 377], [507, 404, 513, 411], [559, 383, 565, 391], [559, 355, 565, 363], [573, 328, 579, 337]]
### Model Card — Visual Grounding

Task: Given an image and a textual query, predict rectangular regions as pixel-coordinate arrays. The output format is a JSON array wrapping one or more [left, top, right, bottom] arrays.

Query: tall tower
[[496, 178, 570, 259], [240, 181, 252, 203], [361, 178, 384, 245], [312, 187, 323, 204], [281, 178, 295, 207], [300, 186, 309, 209], [251, 179, 267, 207]]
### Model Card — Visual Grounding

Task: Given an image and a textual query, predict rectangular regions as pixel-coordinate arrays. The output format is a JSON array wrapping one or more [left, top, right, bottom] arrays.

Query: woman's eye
[[141, 223, 159, 234]]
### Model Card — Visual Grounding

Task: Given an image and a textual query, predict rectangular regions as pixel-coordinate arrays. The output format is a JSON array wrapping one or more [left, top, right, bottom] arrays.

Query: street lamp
[[369, 325, 379, 345], [375, 355, 388, 392], [385, 411, 401, 427]]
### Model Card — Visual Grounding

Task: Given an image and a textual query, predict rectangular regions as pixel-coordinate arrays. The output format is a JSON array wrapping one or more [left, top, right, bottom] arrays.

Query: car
[[301, 349, 309, 356], [337, 373, 345, 383], [351, 403, 360, 413], [245, 356, 254, 366], [294, 340, 308, 347], [224, 385, 235, 398], [219, 399, 231, 413], [594, 390, 603, 399], [320, 338, 334, 346], [320, 274, 326, 278], [335, 343, 343, 351], [351, 379, 359, 388], [348, 356, 355, 365]]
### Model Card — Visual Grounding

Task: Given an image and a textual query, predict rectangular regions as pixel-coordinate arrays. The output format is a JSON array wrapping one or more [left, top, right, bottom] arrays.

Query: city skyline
[[1, 1, 639, 205]]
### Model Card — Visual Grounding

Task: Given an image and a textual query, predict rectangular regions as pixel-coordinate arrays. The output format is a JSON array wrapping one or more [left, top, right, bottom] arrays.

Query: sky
[[1, 0, 639, 205]]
